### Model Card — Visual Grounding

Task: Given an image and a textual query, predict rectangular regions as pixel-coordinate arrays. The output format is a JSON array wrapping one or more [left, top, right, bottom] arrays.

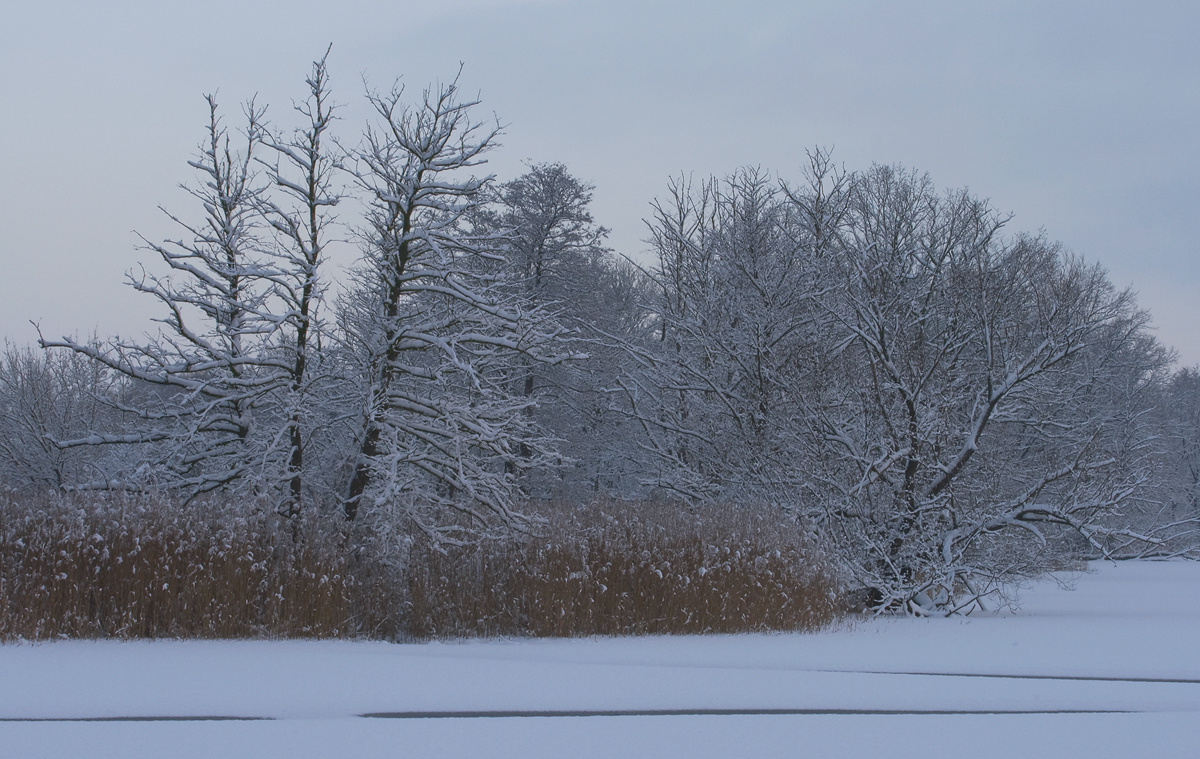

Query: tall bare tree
[[258, 48, 342, 515], [41, 97, 280, 497], [796, 163, 1173, 611], [339, 76, 574, 536]]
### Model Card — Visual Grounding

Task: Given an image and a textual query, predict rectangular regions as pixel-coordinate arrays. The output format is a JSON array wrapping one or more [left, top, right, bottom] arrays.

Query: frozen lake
[[2, 560, 1198, 758]]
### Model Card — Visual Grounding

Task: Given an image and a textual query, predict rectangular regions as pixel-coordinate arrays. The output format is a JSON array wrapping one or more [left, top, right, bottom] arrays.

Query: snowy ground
[[2, 561, 1197, 759]]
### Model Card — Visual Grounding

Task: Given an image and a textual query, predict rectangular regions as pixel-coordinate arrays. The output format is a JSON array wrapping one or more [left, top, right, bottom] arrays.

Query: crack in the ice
[[360, 708, 1136, 718], [0, 716, 272, 722]]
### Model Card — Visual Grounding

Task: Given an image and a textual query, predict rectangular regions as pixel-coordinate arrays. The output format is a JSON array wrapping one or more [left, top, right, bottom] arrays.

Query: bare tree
[[257, 48, 343, 514], [622, 155, 1177, 612], [40, 96, 281, 497], [1139, 365, 1200, 556], [0, 342, 130, 491], [494, 162, 611, 303], [617, 166, 825, 504], [339, 75, 574, 536], [798, 164, 1172, 611], [487, 163, 629, 496], [30, 55, 1190, 599]]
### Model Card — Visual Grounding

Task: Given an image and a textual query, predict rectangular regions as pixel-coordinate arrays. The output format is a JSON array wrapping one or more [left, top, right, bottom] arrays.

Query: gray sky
[[4, 0, 1199, 363]]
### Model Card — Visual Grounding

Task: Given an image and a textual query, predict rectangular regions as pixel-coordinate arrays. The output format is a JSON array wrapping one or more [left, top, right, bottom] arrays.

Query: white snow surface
[[1, 560, 1197, 758]]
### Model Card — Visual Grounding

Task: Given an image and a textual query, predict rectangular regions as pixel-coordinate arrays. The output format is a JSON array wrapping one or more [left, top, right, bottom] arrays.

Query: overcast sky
[[4, 0, 1199, 363]]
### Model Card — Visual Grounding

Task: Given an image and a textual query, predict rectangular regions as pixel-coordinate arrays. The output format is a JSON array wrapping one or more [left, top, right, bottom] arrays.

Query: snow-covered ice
[[1, 560, 1197, 758]]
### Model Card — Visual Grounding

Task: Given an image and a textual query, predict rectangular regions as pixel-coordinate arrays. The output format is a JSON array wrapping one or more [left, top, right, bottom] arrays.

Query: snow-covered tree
[[40, 97, 285, 498], [338, 76, 574, 536], [486, 163, 646, 499], [1141, 366, 1200, 555], [617, 166, 825, 504], [796, 163, 1172, 611], [494, 162, 610, 304], [0, 342, 131, 491], [257, 48, 343, 514], [622, 154, 1176, 612], [31, 52, 1192, 598]]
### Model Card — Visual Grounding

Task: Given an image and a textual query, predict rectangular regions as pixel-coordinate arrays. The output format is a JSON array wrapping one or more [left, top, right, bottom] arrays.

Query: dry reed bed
[[0, 494, 841, 641], [0, 493, 400, 640], [406, 501, 841, 638]]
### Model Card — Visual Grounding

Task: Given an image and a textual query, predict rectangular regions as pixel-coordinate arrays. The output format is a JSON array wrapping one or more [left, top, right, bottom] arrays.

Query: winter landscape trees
[[337, 76, 577, 535], [39, 95, 281, 498], [257, 49, 341, 517], [799, 163, 1174, 610], [4, 53, 1197, 629], [610, 153, 1195, 610]]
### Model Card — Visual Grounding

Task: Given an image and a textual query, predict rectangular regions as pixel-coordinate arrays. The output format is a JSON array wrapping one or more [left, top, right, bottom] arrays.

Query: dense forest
[[2, 54, 1197, 630]]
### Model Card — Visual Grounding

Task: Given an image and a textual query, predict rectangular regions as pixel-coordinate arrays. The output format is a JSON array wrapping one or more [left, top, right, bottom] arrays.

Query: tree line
[[3, 53, 1197, 613]]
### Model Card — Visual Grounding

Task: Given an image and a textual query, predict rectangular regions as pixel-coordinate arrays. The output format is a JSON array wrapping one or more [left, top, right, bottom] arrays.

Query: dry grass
[[1, 494, 842, 641], [0, 492, 401, 640], [404, 500, 841, 638]]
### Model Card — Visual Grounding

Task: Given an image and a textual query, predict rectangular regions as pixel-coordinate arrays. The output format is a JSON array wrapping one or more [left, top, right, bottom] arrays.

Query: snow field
[[1, 560, 1197, 758]]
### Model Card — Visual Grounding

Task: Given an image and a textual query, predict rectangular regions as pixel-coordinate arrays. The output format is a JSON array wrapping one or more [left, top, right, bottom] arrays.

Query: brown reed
[[0, 492, 401, 640], [404, 500, 842, 638], [0, 494, 842, 641]]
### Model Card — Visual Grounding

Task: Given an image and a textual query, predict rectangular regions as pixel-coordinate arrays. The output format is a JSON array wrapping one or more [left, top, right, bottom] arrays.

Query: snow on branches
[[24, 57, 1196, 608]]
